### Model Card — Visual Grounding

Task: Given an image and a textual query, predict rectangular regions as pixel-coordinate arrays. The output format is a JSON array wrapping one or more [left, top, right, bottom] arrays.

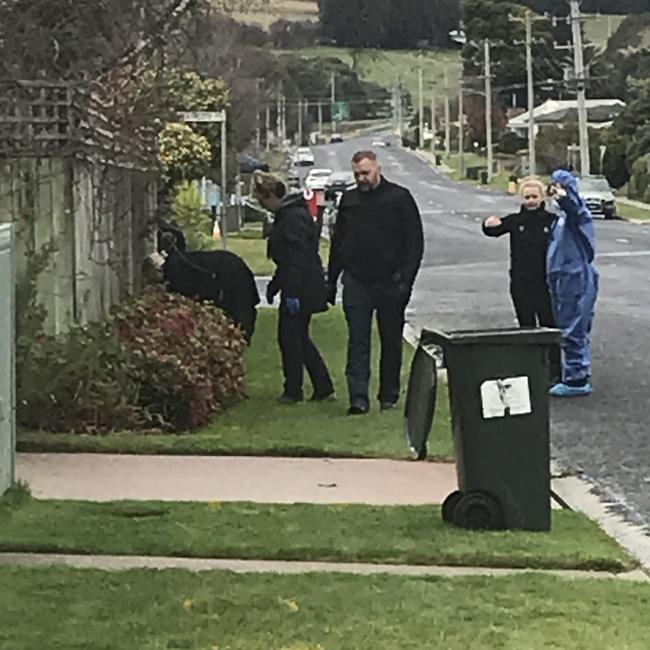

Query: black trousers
[[511, 279, 561, 380], [278, 307, 333, 399], [342, 272, 407, 408]]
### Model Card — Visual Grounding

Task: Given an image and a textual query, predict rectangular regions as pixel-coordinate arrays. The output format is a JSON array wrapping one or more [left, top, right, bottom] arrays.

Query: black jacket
[[163, 248, 260, 343], [268, 194, 328, 314], [328, 177, 424, 289], [482, 205, 556, 283]]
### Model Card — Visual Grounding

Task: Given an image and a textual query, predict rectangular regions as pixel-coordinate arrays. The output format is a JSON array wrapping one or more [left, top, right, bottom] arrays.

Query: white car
[[305, 168, 333, 191], [578, 176, 617, 220], [371, 139, 387, 147], [295, 147, 315, 166]]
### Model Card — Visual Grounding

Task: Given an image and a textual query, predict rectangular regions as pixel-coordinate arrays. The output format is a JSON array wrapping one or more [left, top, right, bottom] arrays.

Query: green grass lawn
[[18, 308, 452, 459], [3, 567, 650, 649], [227, 225, 331, 276], [617, 201, 650, 222], [0, 488, 634, 571], [276, 46, 462, 101]]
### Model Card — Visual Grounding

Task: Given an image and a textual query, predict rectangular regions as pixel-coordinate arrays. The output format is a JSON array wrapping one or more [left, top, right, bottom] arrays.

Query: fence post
[[0, 223, 15, 495]]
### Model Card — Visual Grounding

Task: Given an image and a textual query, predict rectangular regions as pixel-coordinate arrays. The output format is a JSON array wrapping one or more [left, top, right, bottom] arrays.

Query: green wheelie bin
[[405, 326, 561, 532]]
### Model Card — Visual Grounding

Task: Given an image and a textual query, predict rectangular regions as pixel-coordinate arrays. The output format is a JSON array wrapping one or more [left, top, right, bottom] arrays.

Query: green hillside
[[274, 47, 462, 102]]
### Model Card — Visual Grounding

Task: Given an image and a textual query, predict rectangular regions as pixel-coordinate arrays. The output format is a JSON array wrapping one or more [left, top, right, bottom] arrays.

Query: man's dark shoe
[[277, 393, 303, 405], [347, 404, 369, 415], [309, 389, 336, 402], [380, 401, 398, 412]]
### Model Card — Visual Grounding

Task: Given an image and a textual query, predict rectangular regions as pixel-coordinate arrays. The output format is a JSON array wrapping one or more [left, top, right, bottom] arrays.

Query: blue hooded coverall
[[547, 170, 599, 385]]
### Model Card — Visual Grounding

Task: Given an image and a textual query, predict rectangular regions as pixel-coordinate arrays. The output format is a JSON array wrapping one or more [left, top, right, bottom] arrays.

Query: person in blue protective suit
[[546, 169, 599, 397]]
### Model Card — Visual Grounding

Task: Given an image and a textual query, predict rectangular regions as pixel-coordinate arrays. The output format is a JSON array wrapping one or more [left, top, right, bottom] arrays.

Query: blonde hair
[[518, 176, 545, 197], [251, 170, 286, 200]]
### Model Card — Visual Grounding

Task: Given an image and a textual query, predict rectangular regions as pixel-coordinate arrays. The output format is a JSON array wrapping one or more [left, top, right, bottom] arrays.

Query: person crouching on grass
[[482, 176, 560, 381]]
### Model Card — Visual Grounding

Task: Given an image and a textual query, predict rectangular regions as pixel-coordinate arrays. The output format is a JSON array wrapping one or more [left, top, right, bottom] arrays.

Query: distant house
[[507, 99, 626, 138]]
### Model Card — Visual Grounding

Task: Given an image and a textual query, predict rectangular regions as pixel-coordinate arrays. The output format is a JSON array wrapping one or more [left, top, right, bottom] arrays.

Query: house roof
[[507, 99, 625, 128]]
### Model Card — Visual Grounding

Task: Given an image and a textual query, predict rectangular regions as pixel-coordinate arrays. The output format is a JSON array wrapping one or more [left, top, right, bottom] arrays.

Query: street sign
[[331, 101, 349, 122], [179, 110, 226, 123]]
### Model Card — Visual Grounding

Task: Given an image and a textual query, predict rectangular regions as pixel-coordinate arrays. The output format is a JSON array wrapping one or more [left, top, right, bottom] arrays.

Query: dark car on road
[[239, 154, 269, 174]]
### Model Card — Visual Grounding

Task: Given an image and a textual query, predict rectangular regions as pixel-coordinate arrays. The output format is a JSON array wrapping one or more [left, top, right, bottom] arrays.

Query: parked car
[[578, 176, 617, 220], [238, 154, 269, 174], [324, 171, 356, 201], [330, 133, 343, 144], [295, 147, 315, 166], [305, 168, 333, 191], [371, 139, 390, 148]]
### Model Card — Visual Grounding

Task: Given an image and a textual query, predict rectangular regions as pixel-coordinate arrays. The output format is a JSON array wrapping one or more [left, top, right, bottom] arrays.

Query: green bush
[[18, 289, 246, 433], [170, 181, 215, 250], [628, 157, 649, 200]]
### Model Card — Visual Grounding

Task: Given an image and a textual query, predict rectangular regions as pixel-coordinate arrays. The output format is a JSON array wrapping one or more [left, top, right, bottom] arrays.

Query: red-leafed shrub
[[112, 289, 247, 430], [17, 288, 246, 433]]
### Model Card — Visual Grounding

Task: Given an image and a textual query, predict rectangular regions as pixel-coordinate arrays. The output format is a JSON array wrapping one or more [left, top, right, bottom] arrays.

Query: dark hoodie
[[482, 205, 556, 283], [267, 193, 328, 314]]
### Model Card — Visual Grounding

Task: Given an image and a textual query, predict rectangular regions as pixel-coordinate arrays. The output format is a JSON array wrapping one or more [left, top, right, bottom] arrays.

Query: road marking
[[616, 238, 631, 244], [599, 250, 650, 258]]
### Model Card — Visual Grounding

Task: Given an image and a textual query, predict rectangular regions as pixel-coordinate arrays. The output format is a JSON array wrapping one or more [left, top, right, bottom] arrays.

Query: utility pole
[[298, 97, 303, 146], [570, 0, 590, 175], [430, 80, 436, 156], [281, 94, 287, 142], [484, 39, 493, 183], [525, 11, 536, 176], [396, 78, 403, 138], [255, 78, 261, 153], [418, 57, 424, 149], [276, 82, 282, 145], [330, 71, 336, 131], [458, 81, 465, 178], [265, 104, 270, 151], [318, 100, 323, 136], [443, 74, 450, 159], [511, 9, 548, 176]]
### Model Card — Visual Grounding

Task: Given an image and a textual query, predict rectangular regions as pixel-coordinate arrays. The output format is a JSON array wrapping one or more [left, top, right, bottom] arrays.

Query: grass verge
[[0, 493, 635, 572], [18, 308, 452, 459], [618, 202, 650, 222], [228, 225, 331, 276], [2, 568, 650, 649]]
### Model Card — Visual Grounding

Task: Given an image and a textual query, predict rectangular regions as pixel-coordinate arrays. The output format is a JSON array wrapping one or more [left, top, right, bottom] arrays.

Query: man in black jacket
[[327, 150, 424, 415]]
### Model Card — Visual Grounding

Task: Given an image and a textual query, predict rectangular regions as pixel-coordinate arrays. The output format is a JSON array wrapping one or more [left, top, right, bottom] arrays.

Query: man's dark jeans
[[278, 307, 333, 399], [342, 272, 408, 409]]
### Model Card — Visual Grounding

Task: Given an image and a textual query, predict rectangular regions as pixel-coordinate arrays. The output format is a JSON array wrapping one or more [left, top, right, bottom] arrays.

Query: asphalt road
[[309, 133, 650, 530]]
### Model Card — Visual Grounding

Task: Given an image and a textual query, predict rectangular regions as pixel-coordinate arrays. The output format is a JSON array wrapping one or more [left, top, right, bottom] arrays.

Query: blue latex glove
[[286, 298, 301, 315]]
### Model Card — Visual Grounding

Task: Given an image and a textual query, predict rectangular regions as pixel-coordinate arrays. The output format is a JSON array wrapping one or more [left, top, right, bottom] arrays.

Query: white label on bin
[[480, 377, 531, 419]]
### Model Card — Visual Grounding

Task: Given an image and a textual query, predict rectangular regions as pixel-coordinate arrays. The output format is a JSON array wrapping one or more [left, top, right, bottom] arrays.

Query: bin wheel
[[441, 490, 463, 524], [452, 492, 504, 530]]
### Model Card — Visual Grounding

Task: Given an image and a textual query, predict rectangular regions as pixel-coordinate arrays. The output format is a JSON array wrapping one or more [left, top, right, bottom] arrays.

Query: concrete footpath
[[1, 552, 648, 582], [16, 453, 457, 505]]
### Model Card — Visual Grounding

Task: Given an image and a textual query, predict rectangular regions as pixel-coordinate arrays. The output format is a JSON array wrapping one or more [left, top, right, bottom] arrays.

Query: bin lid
[[420, 327, 561, 347], [404, 344, 438, 460]]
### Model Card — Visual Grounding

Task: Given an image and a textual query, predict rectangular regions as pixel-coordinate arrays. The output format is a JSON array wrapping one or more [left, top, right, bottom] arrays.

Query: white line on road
[[599, 250, 650, 258], [616, 238, 631, 244]]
